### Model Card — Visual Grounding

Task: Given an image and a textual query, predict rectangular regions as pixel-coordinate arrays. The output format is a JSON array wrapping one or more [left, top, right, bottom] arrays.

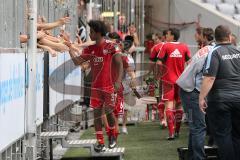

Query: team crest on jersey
[[103, 49, 109, 55], [105, 40, 111, 43]]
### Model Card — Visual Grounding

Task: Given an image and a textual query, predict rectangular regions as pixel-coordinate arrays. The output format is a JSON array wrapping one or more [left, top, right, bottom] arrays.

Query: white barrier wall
[[64, 53, 82, 104], [49, 53, 65, 116], [36, 54, 44, 125], [0, 51, 82, 152], [0, 53, 25, 151], [49, 52, 82, 116]]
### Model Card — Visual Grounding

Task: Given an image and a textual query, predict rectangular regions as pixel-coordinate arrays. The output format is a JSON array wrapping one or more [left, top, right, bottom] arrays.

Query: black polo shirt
[[203, 43, 240, 102]]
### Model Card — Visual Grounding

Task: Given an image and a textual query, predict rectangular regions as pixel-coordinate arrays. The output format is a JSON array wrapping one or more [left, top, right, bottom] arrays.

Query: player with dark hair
[[146, 29, 168, 128], [157, 28, 191, 140], [109, 34, 136, 135], [68, 20, 123, 152], [120, 35, 137, 134], [144, 33, 155, 56], [108, 32, 121, 42]]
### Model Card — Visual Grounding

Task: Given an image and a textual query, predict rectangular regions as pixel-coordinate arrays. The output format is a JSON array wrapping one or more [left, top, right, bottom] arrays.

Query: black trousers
[[207, 101, 240, 160]]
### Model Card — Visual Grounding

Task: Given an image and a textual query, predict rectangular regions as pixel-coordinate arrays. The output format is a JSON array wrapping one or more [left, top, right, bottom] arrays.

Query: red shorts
[[114, 90, 124, 117], [161, 82, 180, 104], [90, 87, 115, 108]]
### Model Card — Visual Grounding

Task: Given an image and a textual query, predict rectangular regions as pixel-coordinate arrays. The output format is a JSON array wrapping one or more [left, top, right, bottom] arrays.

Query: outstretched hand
[[59, 17, 71, 25], [37, 30, 46, 39]]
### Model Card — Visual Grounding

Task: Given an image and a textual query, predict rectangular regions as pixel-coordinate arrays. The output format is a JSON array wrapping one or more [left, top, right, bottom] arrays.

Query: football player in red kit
[[157, 28, 191, 140], [109, 33, 136, 136], [107, 32, 127, 136], [147, 30, 168, 128], [68, 20, 123, 152], [144, 34, 155, 56]]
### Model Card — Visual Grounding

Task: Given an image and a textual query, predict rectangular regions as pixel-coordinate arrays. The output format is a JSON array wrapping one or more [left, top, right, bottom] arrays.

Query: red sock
[[114, 115, 119, 139], [175, 109, 183, 134], [157, 102, 165, 122], [166, 109, 175, 137], [96, 131, 104, 144]]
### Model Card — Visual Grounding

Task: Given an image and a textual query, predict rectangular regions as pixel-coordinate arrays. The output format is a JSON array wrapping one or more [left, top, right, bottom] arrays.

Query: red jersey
[[157, 42, 191, 83], [81, 39, 121, 88], [111, 54, 129, 83], [150, 42, 164, 62]]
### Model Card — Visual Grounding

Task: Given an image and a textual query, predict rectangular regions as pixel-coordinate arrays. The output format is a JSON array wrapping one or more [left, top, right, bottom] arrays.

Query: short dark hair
[[203, 28, 214, 42], [215, 25, 231, 42], [169, 28, 180, 41], [146, 33, 153, 40], [123, 35, 134, 51], [108, 32, 121, 41], [162, 30, 168, 37], [88, 20, 107, 36], [124, 35, 134, 43], [155, 33, 162, 39]]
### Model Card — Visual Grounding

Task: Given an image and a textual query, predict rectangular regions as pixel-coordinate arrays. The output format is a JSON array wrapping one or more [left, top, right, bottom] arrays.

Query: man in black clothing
[[199, 25, 240, 160]]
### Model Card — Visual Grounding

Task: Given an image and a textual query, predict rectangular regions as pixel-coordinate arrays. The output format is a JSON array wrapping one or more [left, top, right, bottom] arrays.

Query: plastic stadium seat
[[216, 3, 236, 15], [204, 0, 223, 5], [224, 0, 239, 4], [233, 14, 240, 20]]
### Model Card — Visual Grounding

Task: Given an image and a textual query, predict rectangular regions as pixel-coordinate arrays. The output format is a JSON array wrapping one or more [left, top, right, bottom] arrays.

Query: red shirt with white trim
[[81, 39, 121, 88], [150, 42, 165, 62], [157, 42, 191, 83]]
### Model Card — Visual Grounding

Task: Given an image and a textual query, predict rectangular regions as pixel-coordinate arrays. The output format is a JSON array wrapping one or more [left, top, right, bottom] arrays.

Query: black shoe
[[208, 136, 214, 146], [108, 136, 117, 149], [167, 135, 175, 141], [174, 132, 179, 138], [94, 143, 106, 152]]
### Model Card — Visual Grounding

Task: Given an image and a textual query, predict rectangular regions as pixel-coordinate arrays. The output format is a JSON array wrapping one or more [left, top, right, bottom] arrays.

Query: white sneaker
[[122, 127, 128, 134]]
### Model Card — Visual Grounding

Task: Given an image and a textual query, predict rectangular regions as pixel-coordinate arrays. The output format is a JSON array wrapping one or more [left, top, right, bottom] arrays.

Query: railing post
[[24, 0, 37, 159]]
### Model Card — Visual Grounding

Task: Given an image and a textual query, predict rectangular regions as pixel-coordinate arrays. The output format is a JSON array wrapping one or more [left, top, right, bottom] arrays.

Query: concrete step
[[64, 139, 97, 148], [92, 147, 125, 158], [40, 131, 68, 139], [63, 139, 124, 159]]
